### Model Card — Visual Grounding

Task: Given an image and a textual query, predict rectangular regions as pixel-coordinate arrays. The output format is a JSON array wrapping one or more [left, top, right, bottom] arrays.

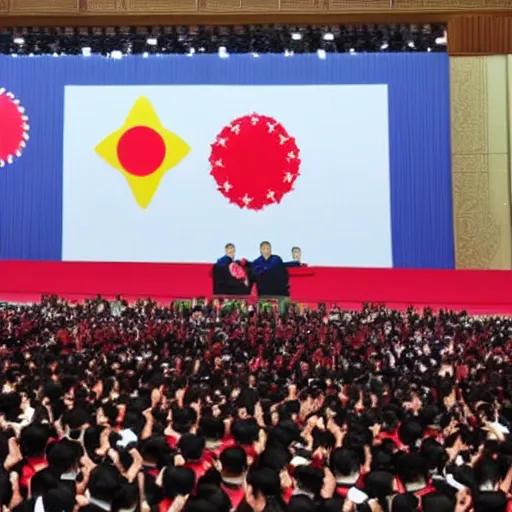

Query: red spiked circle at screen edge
[[0, 89, 29, 167]]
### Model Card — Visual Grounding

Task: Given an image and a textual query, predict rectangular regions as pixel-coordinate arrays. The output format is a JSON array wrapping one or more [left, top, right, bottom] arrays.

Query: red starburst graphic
[[209, 113, 301, 211], [0, 88, 29, 167]]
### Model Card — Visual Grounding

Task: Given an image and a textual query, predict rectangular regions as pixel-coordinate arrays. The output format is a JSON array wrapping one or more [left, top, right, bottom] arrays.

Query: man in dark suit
[[251, 241, 289, 297], [285, 246, 304, 268], [212, 243, 251, 296], [216, 243, 236, 266]]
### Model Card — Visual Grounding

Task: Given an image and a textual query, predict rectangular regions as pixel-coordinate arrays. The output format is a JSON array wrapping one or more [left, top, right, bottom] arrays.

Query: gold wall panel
[[10, 0, 79, 12], [327, 0, 391, 8], [202, 0, 280, 9], [279, 0, 321, 9], [508, 56, 512, 269], [126, 0, 197, 11], [451, 56, 512, 269], [81, 0, 125, 11]]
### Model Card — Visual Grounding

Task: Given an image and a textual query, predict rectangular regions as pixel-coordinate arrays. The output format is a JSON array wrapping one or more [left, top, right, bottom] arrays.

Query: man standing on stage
[[252, 241, 289, 297], [213, 243, 250, 295], [216, 243, 236, 266], [285, 246, 303, 267], [252, 241, 281, 273]]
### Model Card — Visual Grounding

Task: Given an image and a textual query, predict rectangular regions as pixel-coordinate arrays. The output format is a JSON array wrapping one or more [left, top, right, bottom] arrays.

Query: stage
[[1, 261, 511, 313]]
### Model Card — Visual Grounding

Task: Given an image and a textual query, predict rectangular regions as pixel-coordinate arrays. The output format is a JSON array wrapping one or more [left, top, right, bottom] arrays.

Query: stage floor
[[2, 261, 512, 313]]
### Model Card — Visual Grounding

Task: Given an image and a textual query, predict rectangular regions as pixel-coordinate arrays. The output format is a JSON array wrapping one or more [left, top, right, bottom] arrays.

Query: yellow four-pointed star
[[95, 96, 190, 208]]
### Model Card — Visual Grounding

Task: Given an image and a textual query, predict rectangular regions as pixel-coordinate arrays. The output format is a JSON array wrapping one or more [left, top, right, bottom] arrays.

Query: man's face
[[260, 243, 271, 258], [292, 248, 301, 261], [226, 245, 235, 259]]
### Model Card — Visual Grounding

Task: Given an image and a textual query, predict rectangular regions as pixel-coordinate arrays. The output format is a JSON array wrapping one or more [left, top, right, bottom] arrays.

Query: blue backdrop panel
[[0, 53, 454, 268]]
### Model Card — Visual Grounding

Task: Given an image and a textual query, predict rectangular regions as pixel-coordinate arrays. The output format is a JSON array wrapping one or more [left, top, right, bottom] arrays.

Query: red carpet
[[1, 261, 511, 313]]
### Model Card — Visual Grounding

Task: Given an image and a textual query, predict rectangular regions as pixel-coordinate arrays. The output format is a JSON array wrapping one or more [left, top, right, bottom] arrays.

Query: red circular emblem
[[0, 89, 29, 167], [117, 125, 166, 177], [209, 113, 300, 211]]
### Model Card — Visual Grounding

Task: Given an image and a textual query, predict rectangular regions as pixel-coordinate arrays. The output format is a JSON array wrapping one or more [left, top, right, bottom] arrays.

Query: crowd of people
[[0, 295, 511, 512]]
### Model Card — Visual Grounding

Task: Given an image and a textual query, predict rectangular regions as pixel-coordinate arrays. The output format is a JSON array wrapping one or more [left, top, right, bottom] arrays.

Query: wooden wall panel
[[397, 0, 512, 6], [401, 0, 511, 5], [279, 0, 321, 10], [10, 0, 79, 12], [210, 0, 281, 10], [203, 0, 242, 10], [0, 0, 511, 25], [240, 0, 281, 10], [449, 14, 512, 54], [126, 0, 197, 11], [82, 0, 125, 12], [328, 0, 390, 9], [202, 0, 283, 11]]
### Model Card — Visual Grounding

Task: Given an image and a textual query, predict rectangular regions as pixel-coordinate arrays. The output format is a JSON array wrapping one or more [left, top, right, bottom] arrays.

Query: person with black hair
[[195, 485, 231, 512], [284, 247, 304, 268], [243, 467, 287, 512], [329, 449, 363, 498], [219, 447, 247, 509], [159, 467, 195, 512], [178, 434, 210, 480], [199, 417, 225, 459], [395, 454, 435, 499], [421, 492, 456, 512], [287, 494, 316, 512], [251, 242, 289, 297], [79, 463, 122, 512], [18, 425, 50, 494], [292, 466, 325, 503], [38, 488, 76, 512], [231, 420, 261, 463]]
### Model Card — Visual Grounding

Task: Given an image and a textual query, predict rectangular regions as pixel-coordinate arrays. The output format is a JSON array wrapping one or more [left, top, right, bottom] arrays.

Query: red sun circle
[[209, 113, 301, 211], [117, 125, 166, 177], [0, 91, 28, 165]]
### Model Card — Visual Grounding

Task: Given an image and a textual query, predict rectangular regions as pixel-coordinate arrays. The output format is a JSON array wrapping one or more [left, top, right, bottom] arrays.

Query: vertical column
[[451, 56, 512, 269]]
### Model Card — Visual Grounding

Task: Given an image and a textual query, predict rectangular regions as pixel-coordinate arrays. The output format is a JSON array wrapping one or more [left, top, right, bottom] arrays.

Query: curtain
[[0, 53, 453, 268]]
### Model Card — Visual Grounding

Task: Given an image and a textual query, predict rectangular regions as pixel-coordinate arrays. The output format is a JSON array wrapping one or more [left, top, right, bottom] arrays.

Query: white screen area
[[62, 84, 391, 266]]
